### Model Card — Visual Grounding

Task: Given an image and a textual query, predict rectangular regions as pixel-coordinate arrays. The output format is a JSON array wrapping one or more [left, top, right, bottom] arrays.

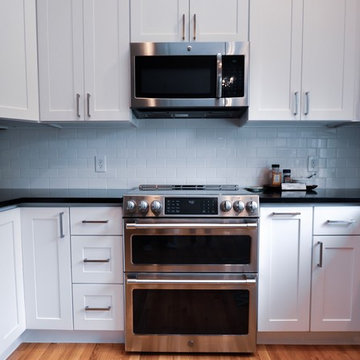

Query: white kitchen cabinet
[[258, 206, 313, 331], [311, 206, 360, 331], [130, 0, 249, 42], [37, 0, 132, 122], [0, 209, 25, 357], [0, 0, 39, 121], [21, 208, 73, 330], [249, 0, 359, 121]]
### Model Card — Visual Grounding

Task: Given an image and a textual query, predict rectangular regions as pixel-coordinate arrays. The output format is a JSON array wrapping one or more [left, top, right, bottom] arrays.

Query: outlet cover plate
[[95, 155, 107, 172]]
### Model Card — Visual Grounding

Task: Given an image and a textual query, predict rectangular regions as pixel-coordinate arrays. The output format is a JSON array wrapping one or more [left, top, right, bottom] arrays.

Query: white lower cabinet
[[21, 208, 73, 330], [73, 284, 124, 331], [258, 206, 313, 331], [0, 209, 25, 357]]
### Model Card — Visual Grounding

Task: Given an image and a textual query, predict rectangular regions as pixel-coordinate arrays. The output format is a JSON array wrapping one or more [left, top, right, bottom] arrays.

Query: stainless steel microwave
[[130, 42, 249, 119]]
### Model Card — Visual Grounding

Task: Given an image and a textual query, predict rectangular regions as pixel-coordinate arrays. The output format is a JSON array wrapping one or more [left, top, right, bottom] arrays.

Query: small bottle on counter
[[271, 164, 281, 187], [283, 169, 292, 183]]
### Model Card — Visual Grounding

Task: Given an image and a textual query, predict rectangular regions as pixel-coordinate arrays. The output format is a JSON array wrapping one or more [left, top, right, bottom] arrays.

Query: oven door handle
[[125, 223, 257, 230], [126, 278, 256, 285]]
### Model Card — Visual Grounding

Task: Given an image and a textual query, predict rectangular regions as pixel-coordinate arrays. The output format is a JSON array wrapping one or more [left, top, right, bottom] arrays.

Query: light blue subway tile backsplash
[[0, 122, 360, 189]]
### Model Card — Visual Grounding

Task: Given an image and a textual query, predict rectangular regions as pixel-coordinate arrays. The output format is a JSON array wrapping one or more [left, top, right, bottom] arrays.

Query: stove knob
[[246, 200, 258, 214], [233, 200, 245, 213], [151, 200, 162, 215], [220, 200, 232, 212], [126, 200, 136, 213], [138, 200, 149, 214]]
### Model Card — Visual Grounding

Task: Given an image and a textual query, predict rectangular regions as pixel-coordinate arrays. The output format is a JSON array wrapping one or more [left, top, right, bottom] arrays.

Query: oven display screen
[[165, 197, 218, 215]]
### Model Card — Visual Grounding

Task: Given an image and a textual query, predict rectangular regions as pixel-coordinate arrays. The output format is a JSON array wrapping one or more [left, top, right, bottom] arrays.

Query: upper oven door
[[124, 218, 258, 273], [131, 42, 249, 108]]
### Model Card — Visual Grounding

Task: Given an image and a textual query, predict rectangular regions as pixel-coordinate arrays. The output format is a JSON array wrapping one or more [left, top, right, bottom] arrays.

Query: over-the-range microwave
[[130, 42, 249, 119]]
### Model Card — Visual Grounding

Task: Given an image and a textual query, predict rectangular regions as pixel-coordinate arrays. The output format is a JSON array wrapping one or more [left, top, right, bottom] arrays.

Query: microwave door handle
[[216, 53, 222, 99]]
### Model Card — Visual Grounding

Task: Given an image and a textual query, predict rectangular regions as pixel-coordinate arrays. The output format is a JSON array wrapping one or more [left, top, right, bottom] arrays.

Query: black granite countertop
[[0, 188, 360, 209]]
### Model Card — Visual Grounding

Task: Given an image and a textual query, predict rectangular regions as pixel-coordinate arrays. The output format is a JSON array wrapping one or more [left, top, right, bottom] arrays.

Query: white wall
[[0, 120, 359, 189]]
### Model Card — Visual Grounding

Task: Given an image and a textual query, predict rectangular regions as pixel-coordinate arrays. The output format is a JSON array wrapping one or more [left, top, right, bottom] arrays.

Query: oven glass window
[[132, 235, 251, 265], [133, 289, 249, 335], [135, 56, 217, 98]]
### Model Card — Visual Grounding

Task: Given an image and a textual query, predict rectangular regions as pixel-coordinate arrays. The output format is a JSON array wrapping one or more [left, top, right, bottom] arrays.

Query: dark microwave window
[[133, 289, 249, 335], [135, 56, 217, 98]]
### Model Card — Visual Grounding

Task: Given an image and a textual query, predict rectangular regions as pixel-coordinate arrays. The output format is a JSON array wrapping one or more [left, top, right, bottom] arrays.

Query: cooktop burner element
[[139, 184, 240, 191]]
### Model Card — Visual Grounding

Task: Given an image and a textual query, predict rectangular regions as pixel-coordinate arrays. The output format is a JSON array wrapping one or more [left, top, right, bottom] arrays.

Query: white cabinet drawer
[[314, 206, 360, 235], [70, 207, 122, 235], [71, 236, 123, 284], [73, 284, 124, 331]]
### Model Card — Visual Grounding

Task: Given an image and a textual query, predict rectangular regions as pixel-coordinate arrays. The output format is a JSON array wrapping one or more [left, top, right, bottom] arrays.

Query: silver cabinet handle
[[326, 220, 355, 225], [82, 220, 109, 224], [87, 93, 91, 118], [76, 93, 81, 118], [127, 278, 256, 285], [216, 53, 222, 99], [272, 212, 301, 217], [193, 13, 197, 40], [182, 14, 185, 40], [317, 241, 323, 267], [126, 223, 257, 230], [85, 306, 111, 311], [304, 91, 310, 115], [83, 258, 110, 263], [293, 91, 299, 116], [59, 212, 65, 238]]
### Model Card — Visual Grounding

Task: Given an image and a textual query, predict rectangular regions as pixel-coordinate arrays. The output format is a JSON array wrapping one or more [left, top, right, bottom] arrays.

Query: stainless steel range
[[123, 185, 259, 353]]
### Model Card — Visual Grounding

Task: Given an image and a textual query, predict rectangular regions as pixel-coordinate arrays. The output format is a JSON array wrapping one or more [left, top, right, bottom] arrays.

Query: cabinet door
[[249, 0, 302, 120], [83, 0, 131, 121], [258, 207, 312, 331], [130, 0, 189, 42], [37, 0, 84, 121], [311, 236, 360, 331], [0, 209, 25, 357], [189, 0, 248, 41], [301, 0, 357, 120], [0, 0, 38, 121], [21, 208, 73, 330]]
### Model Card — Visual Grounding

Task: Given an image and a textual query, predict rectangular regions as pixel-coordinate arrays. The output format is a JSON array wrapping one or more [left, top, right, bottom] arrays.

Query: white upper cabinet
[[249, 0, 359, 121], [130, 0, 249, 42], [37, 0, 132, 122], [0, 0, 39, 121]]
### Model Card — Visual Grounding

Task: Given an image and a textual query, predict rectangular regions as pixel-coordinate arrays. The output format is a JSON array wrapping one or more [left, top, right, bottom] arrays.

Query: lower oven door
[[125, 273, 257, 353]]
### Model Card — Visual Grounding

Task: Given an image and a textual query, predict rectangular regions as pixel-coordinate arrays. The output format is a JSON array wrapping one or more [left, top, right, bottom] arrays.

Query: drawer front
[[71, 236, 123, 284], [73, 284, 124, 331], [70, 207, 122, 235], [314, 206, 360, 235]]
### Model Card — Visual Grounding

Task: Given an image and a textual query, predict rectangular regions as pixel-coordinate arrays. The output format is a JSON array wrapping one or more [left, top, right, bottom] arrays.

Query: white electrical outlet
[[307, 156, 318, 172], [95, 155, 107, 172]]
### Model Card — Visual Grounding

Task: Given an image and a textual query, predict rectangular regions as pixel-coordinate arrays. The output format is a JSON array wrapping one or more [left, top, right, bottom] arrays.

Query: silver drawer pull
[[82, 220, 109, 224], [83, 258, 110, 263], [317, 241, 323, 267], [85, 306, 111, 311], [272, 212, 301, 217], [59, 212, 65, 238], [326, 220, 355, 225], [127, 279, 256, 285], [126, 223, 257, 230]]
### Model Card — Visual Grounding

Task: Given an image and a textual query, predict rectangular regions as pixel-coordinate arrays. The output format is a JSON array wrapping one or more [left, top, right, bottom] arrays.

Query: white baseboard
[[258, 332, 360, 345], [21, 330, 124, 343], [0, 337, 23, 360]]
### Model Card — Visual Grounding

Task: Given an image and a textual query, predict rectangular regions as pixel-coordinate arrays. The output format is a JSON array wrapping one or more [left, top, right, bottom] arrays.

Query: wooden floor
[[7, 343, 360, 360]]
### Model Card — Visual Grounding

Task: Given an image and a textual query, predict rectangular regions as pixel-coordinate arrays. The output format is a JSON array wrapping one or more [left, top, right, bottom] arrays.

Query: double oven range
[[123, 185, 259, 353]]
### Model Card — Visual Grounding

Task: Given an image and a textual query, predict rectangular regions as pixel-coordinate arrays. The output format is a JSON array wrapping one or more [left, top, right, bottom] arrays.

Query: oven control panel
[[123, 195, 259, 217]]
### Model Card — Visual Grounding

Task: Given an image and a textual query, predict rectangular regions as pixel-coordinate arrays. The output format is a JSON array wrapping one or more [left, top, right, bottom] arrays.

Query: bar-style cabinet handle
[[87, 93, 91, 117], [82, 220, 109, 224], [59, 212, 65, 238], [85, 306, 111, 311], [76, 93, 81, 118], [83, 258, 110, 263], [304, 91, 310, 115], [317, 241, 323, 268], [193, 14, 197, 40], [293, 91, 299, 116], [272, 212, 301, 217], [182, 14, 185, 40], [326, 220, 355, 225]]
